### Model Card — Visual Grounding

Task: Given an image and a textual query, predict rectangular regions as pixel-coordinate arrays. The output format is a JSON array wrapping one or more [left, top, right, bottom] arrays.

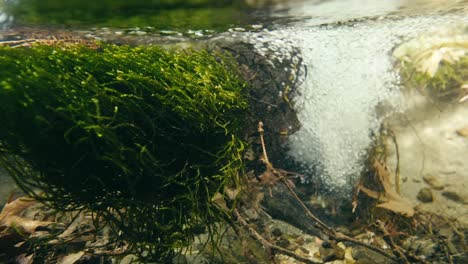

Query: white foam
[[239, 14, 467, 193]]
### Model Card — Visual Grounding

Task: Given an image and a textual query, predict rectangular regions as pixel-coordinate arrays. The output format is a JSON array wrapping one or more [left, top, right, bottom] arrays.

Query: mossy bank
[[0, 43, 248, 262]]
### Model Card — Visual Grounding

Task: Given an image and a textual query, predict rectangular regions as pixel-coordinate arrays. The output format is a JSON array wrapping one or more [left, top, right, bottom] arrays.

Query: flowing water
[[236, 1, 468, 195], [0, 0, 467, 199]]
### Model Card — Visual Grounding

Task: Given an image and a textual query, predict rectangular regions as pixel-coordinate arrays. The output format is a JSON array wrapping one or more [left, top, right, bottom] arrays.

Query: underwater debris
[[358, 159, 415, 217]]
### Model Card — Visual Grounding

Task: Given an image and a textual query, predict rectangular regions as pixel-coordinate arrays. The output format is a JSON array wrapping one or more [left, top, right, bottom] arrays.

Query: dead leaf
[[358, 160, 414, 217], [58, 212, 83, 240], [3, 215, 53, 234], [0, 197, 53, 234], [0, 197, 36, 223], [224, 187, 240, 200], [14, 241, 26, 248], [16, 254, 33, 264], [57, 251, 85, 264]]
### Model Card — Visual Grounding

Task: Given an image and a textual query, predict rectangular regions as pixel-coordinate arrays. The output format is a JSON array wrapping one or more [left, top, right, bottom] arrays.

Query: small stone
[[442, 191, 467, 204], [352, 247, 389, 264], [456, 126, 468, 138], [417, 188, 434, 203], [271, 228, 282, 237], [422, 175, 444, 190], [276, 237, 290, 248], [438, 227, 454, 239], [319, 247, 336, 262], [295, 236, 305, 245], [297, 247, 310, 255]]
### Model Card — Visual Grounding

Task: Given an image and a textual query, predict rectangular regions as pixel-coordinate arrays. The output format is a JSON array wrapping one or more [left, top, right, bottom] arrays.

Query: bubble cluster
[[240, 14, 467, 194]]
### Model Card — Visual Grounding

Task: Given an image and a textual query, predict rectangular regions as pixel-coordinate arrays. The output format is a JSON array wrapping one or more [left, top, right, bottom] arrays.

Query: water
[[0, 0, 467, 197], [238, 1, 467, 194]]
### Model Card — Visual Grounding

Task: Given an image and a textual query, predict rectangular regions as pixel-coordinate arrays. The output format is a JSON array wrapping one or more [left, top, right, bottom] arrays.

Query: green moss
[[0, 43, 247, 261], [400, 56, 468, 101], [5, 0, 251, 31]]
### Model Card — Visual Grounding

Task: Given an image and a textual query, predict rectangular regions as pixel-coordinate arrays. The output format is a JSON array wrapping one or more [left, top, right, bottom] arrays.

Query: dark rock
[[417, 188, 434, 203], [298, 247, 310, 254], [442, 191, 467, 204], [422, 174, 445, 190], [271, 228, 282, 237], [276, 237, 290, 248], [352, 246, 394, 264], [405, 238, 438, 257]]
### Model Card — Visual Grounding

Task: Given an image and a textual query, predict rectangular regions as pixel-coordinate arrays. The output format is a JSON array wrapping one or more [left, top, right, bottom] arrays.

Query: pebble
[[442, 191, 467, 204], [272, 228, 282, 237], [422, 174, 444, 190], [276, 237, 290, 248], [402, 237, 437, 257], [352, 247, 391, 264], [417, 188, 434, 203], [456, 126, 468, 138]]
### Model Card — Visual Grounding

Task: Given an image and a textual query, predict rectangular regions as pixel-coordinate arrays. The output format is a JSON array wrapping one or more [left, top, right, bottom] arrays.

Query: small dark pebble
[[417, 188, 434, 203], [271, 228, 282, 237], [299, 247, 310, 254], [276, 237, 290, 248]]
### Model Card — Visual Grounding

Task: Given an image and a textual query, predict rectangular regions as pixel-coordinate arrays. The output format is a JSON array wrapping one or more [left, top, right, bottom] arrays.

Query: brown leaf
[[359, 160, 414, 217], [0, 197, 36, 223], [16, 254, 33, 264], [0, 197, 54, 235], [377, 201, 414, 218], [212, 192, 228, 211], [58, 212, 83, 240], [57, 251, 85, 264], [3, 215, 53, 234], [224, 187, 240, 200]]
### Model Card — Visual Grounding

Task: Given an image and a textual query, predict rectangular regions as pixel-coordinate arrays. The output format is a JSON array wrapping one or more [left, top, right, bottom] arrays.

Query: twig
[[387, 129, 401, 195], [377, 220, 409, 263], [257, 121, 399, 263], [234, 209, 322, 264]]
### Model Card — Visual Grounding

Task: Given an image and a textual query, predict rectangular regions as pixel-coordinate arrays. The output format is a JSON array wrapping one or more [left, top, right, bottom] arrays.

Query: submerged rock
[[417, 188, 434, 203], [442, 190, 468, 204], [422, 174, 445, 190]]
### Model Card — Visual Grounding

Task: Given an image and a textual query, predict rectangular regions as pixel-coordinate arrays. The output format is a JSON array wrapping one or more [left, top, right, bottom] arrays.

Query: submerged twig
[[256, 121, 399, 262], [387, 129, 401, 195], [377, 220, 409, 264], [234, 209, 322, 264]]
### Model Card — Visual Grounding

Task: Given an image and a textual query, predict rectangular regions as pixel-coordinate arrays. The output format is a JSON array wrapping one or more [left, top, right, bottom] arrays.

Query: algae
[[0, 43, 247, 261], [4, 0, 252, 31], [393, 29, 468, 101]]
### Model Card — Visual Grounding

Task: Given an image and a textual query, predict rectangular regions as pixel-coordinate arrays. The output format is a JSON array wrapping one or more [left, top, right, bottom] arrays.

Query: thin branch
[[234, 209, 322, 264], [257, 121, 399, 263], [387, 129, 401, 195], [376, 220, 409, 264]]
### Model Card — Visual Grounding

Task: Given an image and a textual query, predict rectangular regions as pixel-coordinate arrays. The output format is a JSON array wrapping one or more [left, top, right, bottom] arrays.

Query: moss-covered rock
[[393, 28, 468, 101], [0, 43, 247, 261]]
